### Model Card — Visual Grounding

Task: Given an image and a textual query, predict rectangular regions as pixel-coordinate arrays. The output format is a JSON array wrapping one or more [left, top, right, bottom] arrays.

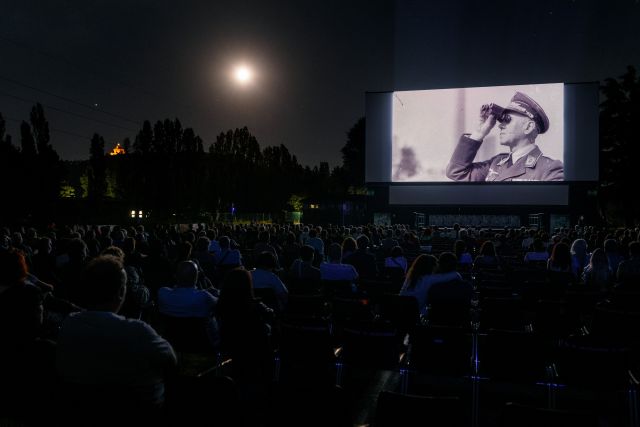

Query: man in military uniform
[[445, 91, 564, 182]]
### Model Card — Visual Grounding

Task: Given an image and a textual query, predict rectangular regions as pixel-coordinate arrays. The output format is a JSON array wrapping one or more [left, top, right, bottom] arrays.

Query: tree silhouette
[[30, 104, 62, 205], [0, 114, 21, 220], [20, 121, 37, 158], [340, 117, 366, 187], [30, 103, 50, 155], [599, 66, 640, 224], [88, 133, 107, 201]]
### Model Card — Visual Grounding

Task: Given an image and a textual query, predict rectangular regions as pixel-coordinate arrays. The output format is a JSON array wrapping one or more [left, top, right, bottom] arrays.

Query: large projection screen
[[392, 84, 563, 182], [365, 82, 598, 205]]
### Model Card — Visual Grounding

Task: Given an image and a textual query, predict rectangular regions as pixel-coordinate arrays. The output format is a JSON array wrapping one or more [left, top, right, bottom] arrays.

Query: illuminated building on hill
[[109, 143, 126, 156]]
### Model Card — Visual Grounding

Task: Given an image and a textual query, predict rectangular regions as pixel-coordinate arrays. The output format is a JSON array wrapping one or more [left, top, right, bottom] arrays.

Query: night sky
[[1, 0, 639, 167]]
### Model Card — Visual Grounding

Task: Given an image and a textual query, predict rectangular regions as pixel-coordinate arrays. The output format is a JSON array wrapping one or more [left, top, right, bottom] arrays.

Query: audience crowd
[[1, 220, 639, 425]]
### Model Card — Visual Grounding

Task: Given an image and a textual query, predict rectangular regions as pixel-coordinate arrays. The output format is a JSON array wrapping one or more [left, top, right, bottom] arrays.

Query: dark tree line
[[104, 120, 361, 217], [599, 66, 640, 225], [0, 104, 62, 221], [68, 119, 364, 218], [0, 102, 366, 222]]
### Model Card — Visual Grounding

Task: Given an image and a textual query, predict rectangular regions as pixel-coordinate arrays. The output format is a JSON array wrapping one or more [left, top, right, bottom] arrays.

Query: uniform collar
[[511, 144, 537, 164], [496, 144, 541, 168]]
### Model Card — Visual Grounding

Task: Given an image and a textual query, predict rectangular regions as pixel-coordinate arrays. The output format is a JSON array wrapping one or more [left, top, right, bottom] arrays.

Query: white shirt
[[251, 268, 289, 310], [384, 256, 408, 272], [320, 262, 358, 282]]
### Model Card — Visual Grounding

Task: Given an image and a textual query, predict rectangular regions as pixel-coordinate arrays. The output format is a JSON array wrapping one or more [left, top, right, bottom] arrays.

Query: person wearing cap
[[446, 91, 564, 182]]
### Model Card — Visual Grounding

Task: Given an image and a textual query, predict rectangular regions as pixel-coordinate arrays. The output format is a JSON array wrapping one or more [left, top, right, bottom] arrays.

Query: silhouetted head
[[589, 248, 609, 270], [195, 236, 210, 253], [328, 243, 343, 263], [220, 236, 231, 249], [479, 241, 496, 257], [550, 242, 571, 269], [0, 248, 29, 287], [101, 245, 125, 260], [437, 252, 458, 274], [390, 246, 404, 258], [256, 251, 277, 270], [604, 239, 618, 254], [175, 260, 199, 288], [219, 268, 254, 309], [532, 238, 546, 253], [342, 237, 357, 255], [81, 255, 127, 312], [300, 245, 315, 263], [356, 235, 370, 251], [570, 239, 587, 256], [68, 238, 88, 262], [406, 254, 437, 289]]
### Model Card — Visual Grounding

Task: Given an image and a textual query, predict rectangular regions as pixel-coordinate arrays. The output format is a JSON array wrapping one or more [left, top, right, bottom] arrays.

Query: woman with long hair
[[399, 254, 438, 314], [582, 248, 613, 291], [454, 240, 473, 265], [473, 241, 500, 271], [548, 242, 572, 273], [570, 239, 590, 277], [341, 237, 357, 261]]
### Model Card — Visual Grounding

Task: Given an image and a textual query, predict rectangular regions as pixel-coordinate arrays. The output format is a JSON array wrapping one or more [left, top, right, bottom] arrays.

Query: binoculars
[[480, 103, 510, 122]]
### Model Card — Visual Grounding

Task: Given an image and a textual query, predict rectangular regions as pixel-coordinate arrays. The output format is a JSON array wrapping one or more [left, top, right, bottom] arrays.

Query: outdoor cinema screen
[[365, 82, 598, 205], [391, 83, 564, 182]]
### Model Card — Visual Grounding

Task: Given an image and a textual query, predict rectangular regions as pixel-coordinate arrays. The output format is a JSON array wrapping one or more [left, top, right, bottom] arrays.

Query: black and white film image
[[391, 83, 564, 182]]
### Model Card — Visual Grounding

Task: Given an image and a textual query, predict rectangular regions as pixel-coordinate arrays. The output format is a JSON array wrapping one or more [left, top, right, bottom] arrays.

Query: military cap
[[503, 91, 550, 134]]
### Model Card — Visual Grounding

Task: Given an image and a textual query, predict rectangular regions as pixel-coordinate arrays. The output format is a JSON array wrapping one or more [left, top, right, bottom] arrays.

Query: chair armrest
[[546, 363, 559, 383], [333, 346, 343, 359], [196, 355, 233, 379]]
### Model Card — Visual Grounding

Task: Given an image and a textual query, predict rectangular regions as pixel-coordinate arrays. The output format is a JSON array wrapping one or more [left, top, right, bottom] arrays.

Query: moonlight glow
[[233, 65, 254, 85]]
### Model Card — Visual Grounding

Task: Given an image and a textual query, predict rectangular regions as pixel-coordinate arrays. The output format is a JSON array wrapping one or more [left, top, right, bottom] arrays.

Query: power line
[[0, 33, 202, 115], [3, 116, 91, 141], [0, 90, 139, 133], [0, 74, 143, 126]]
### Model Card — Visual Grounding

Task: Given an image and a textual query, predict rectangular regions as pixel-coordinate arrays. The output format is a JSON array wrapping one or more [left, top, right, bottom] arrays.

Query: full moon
[[233, 65, 253, 85]]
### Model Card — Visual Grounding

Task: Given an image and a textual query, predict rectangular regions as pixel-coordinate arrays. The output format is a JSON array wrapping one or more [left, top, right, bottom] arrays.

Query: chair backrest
[[376, 294, 419, 334], [555, 334, 632, 389], [479, 297, 525, 331], [157, 313, 214, 353], [590, 304, 640, 346], [501, 402, 598, 427], [478, 329, 548, 383], [341, 320, 399, 369], [285, 277, 321, 295], [253, 287, 278, 312], [331, 295, 373, 324], [320, 280, 354, 298], [611, 289, 640, 310], [282, 294, 328, 320], [279, 318, 334, 365], [533, 299, 573, 339], [408, 325, 473, 377], [380, 267, 406, 288], [375, 391, 464, 427], [427, 293, 473, 328], [56, 381, 164, 426]]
